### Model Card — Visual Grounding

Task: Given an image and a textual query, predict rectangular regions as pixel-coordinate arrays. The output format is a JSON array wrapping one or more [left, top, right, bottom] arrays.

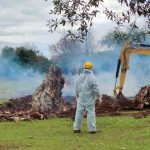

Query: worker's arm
[[92, 76, 101, 102], [75, 79, 79, 98]]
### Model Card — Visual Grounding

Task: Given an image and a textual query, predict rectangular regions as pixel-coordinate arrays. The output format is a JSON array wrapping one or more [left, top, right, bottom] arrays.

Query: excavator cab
[[113, 41, 150, 99]]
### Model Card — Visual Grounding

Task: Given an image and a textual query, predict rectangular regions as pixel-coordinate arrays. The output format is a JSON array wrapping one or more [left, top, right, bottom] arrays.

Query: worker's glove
[[96, 95, 102, 105], [99, 94, 102, 101], [96, 99, 101, 105]]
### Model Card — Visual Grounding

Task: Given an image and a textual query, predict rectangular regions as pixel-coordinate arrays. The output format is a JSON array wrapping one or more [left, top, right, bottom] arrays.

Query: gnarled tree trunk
[[32, 65, 65, 113]]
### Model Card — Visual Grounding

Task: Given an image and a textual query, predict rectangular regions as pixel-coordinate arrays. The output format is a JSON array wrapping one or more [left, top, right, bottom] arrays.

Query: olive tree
[[46, 0, 150, 41]]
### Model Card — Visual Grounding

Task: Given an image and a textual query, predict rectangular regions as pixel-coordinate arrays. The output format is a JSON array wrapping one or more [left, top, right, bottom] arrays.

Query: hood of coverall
[[83, 69, 93, 74]]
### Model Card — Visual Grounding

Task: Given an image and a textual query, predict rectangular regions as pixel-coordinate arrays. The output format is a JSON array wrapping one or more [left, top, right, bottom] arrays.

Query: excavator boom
[[114, 41, 150, 98]]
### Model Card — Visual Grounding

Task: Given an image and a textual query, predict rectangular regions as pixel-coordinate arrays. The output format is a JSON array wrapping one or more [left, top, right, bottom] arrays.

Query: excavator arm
[[114, 41, 150, 99]]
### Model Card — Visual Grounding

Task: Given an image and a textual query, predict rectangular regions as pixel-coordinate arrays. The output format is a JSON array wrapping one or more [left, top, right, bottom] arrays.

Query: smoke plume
[[0, 56, 44, 99], [61, 41, 150, 97]]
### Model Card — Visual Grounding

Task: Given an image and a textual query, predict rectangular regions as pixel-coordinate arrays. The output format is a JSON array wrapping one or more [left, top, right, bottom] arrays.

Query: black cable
[[140, 44, 150, 47]]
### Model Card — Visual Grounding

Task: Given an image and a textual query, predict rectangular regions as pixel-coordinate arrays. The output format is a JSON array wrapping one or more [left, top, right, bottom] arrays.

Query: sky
[[0, 0, 123, 57], [0, 0, 148, 57], [0, 0, 56, 57]]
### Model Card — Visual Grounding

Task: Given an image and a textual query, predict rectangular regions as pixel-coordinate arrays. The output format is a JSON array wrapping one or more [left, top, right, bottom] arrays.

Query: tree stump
[[32, 65, 65, 113]]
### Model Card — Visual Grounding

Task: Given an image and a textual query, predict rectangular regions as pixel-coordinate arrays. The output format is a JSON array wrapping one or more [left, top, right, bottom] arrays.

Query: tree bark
[[32, 65, 65, 113]]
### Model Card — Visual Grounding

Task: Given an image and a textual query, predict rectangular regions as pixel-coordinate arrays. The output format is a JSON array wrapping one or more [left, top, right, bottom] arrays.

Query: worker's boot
[[74, 130, 81, 133], [89, 131, 96, 134]]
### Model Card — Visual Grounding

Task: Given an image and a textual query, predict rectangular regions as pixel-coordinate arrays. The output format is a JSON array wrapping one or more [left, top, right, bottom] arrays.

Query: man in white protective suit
[[73, 61, 101, 134]]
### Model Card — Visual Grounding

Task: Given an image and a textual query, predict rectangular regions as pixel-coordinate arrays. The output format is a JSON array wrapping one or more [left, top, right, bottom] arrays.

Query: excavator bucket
[[116, 92, 126, 100]]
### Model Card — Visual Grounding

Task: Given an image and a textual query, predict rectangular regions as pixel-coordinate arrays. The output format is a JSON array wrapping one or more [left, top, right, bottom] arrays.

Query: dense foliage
[[101, 27, 149, 45], [1, 46, 51, 73], [46, 0, 150, 41]]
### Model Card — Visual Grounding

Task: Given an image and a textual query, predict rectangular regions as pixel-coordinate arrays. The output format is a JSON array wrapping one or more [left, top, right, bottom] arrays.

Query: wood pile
[[0, 110, 47, 122], [0, 70, 150, 122], [0, 95, 51, 122], [135, 85, 150, 110], [96, 95, 120, 116]]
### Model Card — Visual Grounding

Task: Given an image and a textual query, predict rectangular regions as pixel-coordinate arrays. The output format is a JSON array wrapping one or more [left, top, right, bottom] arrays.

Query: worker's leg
[[73, 103, 84, 131], [86, 105, 96, 132]]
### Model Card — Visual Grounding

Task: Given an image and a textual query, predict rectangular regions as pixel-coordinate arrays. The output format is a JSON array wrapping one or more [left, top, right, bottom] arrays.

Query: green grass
[[0, 99, 8, 105], [0, 116, 150, 150]]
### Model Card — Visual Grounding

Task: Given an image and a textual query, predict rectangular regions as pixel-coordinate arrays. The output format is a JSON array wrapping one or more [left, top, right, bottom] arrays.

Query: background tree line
[[1, 46, 52, 73]]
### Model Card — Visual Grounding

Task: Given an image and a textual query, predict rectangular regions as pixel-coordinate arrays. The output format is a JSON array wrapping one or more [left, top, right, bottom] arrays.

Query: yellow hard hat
[[84, 61, 93, 70]]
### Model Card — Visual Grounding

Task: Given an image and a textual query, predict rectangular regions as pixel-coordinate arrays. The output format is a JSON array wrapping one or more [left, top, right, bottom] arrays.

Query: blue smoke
[[0, 57, 36, 80], [0, 56, 44, 99], [60, 40, 150, 97]]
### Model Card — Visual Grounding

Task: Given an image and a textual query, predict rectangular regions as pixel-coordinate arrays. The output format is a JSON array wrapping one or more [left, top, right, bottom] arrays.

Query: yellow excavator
[[114, 41, 150, 99]]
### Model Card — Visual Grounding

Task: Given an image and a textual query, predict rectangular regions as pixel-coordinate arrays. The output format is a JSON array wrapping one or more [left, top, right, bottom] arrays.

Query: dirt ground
[[0, 85, 150, 121]]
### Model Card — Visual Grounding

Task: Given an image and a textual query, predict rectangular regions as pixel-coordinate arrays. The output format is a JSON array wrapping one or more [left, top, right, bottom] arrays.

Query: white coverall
[[73, 69, 100, 132]]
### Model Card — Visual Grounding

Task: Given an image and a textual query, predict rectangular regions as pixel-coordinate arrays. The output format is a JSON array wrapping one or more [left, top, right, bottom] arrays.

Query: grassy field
[[0, 116, 150, 150]]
